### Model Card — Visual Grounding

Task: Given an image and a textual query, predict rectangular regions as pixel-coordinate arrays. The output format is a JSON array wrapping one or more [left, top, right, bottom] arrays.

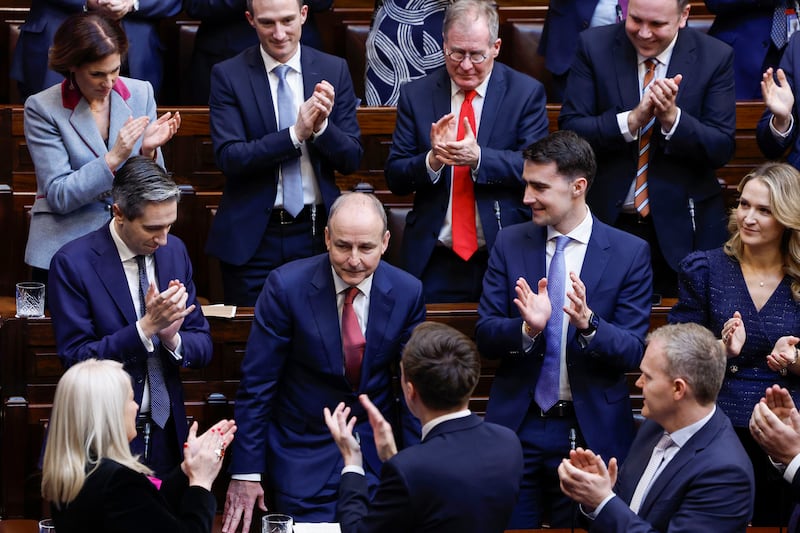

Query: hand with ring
[[182, 419, 237, 491]]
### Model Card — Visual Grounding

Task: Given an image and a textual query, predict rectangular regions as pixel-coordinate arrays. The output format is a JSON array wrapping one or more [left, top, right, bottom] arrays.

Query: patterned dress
[[669, 248, 800, 427], [364, 0, 450, 106]]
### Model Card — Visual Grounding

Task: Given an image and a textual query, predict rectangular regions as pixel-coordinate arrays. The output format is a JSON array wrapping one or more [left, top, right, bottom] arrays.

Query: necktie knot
[[344, 286, 360, 305], [274, 63, 291, 82], [655, 433, 674, 451], [554, 235, 570, 254], [464, 89, 476, 104]]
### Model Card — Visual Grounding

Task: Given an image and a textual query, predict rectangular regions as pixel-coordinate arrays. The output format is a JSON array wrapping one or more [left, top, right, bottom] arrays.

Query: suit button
[[729, 365, 738, 374]]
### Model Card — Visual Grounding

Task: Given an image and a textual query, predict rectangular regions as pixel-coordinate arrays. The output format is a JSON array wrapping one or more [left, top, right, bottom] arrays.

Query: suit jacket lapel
[[246, 47, 279, 133], [90, 226, 137, 323], [614, 27, 642, 112], [153, 242, 175, 292], [309, 258, 345, 375], [638, 409, 722, 516], [476, 65, 505, 146], [362, 264, 394, 386], [666, 29, 695, 109], [69, 98, 107, 158], [617, 423, 665, 504], [107, 89, 133, 151], [300, 45, 322, 99], [581, 218, 611, 300], [524, 224, 549, 284]]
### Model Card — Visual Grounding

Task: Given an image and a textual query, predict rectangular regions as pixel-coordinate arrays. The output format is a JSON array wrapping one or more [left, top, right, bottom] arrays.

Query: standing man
[[325, 321, 523, 533], [385, 0, 549, 303], [559, 0, 735, 297], [476, 131, 652, 528], [222, 192, 426, 531], [48, 156, 213, 476], [207, 0, 363, 306], [559, 323, 755, 532]]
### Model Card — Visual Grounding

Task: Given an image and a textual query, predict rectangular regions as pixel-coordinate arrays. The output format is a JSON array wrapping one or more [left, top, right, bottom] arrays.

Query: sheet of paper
[[294, 523, 341, 533]]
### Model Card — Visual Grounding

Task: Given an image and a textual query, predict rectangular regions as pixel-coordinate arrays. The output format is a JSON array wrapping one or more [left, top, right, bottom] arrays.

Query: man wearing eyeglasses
[[385, 0, 549, 303]]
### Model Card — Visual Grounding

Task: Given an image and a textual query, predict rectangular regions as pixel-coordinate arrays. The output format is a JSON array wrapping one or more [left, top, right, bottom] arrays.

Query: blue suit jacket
[[594, 410, 754, 532], [757, 32, 800, 168], [23, 77, 163, 270], [385, 63, 549, 279], [475, 218, 652, 462], [10, 0, 181, 98], [206, 45, 363, 266], [538, 0, 600, 76], [337, 414, 523, 533], [559, 23, 734, 270], [230, 254, 426, 499], [706, 0, 774, 100], [48, 225, 213, 458]]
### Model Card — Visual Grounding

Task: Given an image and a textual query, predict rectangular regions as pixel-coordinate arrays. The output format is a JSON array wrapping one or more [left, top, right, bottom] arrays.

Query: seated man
[[558, 323, 755, 532], [49, 156, 213, 476], [325, 321, 523, 533]]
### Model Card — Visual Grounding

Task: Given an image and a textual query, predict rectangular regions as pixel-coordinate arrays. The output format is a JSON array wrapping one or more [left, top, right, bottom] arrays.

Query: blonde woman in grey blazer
[[24, 13, 180, 278]]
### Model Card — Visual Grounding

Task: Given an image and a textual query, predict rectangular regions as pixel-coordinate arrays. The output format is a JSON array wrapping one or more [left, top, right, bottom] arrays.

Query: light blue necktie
[[274, 64, 304, 217], [535, 235, 570, 412], [136, 255, 170, 429]]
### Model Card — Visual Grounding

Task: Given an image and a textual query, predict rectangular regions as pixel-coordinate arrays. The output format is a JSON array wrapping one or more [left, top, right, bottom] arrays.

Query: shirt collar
[[668, 405, 716, 449], [109, 219, 139, 263], [637, 31, 679, 70], [421, 409, 471, 441], [260, 46, 303, 77], [449, 70, 492, 100], [546, 206, 594, 245], [331, 266, 374, 297]]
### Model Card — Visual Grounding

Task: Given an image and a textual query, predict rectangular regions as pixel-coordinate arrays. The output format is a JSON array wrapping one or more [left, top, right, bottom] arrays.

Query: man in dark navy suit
[[326, 321, 523, 533]]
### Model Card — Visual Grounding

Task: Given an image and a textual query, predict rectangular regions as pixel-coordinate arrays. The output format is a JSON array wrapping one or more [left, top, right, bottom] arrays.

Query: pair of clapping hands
[[720, 311, 799, 373], [324, 394, 398, 466], [182, 419, 237, 491], [750, 385, 800, 466]]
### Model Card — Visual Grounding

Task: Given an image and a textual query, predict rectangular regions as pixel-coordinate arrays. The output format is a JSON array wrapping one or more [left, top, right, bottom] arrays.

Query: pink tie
[[342, 287, 365, 390]]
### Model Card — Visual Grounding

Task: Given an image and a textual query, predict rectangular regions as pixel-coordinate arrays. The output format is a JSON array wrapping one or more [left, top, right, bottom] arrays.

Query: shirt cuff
[[784, 452, 800, 483], [312, 118, 329, 139], [770, 114, 794, 139], [342, 465, 366, 476], [661, 108, 681, 139], [232, 473, 262, 482], [136, 321, 155, 352], [289, 125, 302, 148], [426, 150, 443, 184], [163, 334, 183, 362], [471, 148, 481, 181], [582, 493, 616, 519], [617, 111, 636, 142]]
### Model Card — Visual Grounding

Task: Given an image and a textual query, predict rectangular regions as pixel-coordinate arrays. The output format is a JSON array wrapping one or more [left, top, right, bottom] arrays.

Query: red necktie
[[342, 287, 365, 390], [635, 59, 657, 218], [452, 89, 478, 261]]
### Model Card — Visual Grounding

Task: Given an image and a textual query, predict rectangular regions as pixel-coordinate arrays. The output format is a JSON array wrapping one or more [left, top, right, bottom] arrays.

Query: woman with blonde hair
[[669, 161, 800, 524], [42, 359, 235, 532]]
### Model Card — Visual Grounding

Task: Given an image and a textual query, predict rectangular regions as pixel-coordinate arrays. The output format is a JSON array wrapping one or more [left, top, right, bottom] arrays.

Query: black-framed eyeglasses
[[445, 49, 489, 64]]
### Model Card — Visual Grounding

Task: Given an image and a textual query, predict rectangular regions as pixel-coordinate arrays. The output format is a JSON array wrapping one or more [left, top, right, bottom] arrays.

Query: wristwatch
[[577, 312, 598, 337]]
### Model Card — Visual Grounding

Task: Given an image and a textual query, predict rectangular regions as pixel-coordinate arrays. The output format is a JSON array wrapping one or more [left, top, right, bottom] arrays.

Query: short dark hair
[[112, 157, 180, 220], [48, 13, 128, 77], [523, 130, 596, 188], [247, 0, 304, 15], [401, 322, 481, 411], [647, 323, 725, 405]]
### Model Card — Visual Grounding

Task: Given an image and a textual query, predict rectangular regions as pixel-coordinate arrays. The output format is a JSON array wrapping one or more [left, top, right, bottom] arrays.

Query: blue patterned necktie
[[535, 235, 571, 412], [274, 64, 304, 217], [136, 255, 170, 429]]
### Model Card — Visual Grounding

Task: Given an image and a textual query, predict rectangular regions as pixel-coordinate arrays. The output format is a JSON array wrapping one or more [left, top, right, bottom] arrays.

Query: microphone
[[569, 428, 577, 451]]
